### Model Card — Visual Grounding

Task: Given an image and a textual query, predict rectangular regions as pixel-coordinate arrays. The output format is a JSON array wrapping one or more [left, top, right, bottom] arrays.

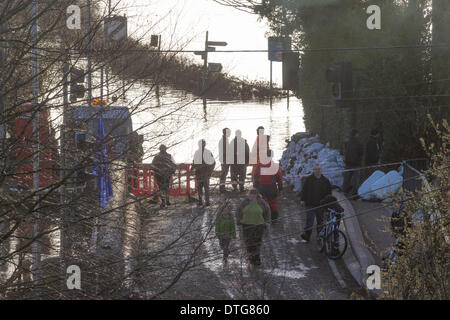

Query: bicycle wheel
[[325, 230, 347, 260], [316, 232, 325, 253]]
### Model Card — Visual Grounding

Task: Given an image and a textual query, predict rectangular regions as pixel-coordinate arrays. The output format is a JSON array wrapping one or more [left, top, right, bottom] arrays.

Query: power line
[[11, 42, 450, 55]]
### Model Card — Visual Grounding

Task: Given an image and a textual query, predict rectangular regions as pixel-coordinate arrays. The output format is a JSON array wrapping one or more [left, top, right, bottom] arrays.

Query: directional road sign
[[208, 63, 222, 72], [104, 16, 127, 42], [207, 41, 227, 46], [194, 51, 206, 59], [268, 36, 291, 62]]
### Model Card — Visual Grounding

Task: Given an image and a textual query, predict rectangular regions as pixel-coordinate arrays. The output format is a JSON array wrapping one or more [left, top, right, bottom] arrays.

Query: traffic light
[[282, 51, 299, 90], [150, 35, 159, 47], [70, 67, 86, 103], [326, 62, 353, 107]]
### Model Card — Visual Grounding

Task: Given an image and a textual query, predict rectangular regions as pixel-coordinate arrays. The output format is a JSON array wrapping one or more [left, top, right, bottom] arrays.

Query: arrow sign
[[104, 16, 127, 42], [194, 51, 206, 59], [207, 41, 227, 46], [208, 63, 222, 73]]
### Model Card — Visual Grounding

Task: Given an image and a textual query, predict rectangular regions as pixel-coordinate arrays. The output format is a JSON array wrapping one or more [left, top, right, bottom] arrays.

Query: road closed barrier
[[129, 163, 197, 197]]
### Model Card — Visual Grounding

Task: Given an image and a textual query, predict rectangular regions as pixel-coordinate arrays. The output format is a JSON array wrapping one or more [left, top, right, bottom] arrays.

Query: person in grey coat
[[343, 129, 363, 196]]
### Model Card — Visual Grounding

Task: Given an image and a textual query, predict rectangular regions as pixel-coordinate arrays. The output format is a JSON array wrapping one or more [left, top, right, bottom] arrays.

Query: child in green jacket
[[215, 201, 236, 265]]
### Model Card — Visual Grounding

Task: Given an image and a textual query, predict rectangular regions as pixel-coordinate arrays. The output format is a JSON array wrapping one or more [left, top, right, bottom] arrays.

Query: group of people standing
[[149, 127, 382, 268], [214, 126, 284, 267], [150, 125, 284, 267]]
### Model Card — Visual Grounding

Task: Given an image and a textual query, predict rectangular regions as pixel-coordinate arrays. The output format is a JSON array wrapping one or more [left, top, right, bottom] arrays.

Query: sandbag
[[372, 170, 403, 200], [303, 142, 324, 154], [358, 170, 386, 200]]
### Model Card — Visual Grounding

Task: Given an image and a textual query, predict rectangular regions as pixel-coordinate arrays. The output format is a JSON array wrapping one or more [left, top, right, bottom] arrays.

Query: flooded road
[[127, 85, 305, 164]]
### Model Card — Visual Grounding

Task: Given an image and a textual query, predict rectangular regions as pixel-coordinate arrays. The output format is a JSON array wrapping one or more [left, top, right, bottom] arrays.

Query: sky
[[117, 0, 284, 85]]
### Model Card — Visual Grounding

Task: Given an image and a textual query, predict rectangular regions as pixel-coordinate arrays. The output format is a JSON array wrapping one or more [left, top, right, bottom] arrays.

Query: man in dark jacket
[[365, 129, 380, 179], [192, 139, 216, 206], [152, 144, 178, 208], [230, 129, 249, 193], [300, 164, 332, 242], [366, 129, 380, 166], [343, 129, 363, 196], [219, 128, 232, 193]]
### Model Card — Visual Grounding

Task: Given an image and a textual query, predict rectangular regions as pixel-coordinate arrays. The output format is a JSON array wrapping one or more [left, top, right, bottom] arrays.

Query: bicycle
[[316, 207, 348, 260], [381, 238, 399, 272]]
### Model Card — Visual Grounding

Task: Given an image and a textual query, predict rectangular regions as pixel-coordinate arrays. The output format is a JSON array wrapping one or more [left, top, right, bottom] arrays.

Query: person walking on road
[[219, 128, 232, 193], [231, 129, 249, 193], [252, 150, 283, 223], [215, 200, 236, 265], [343, 129, 363, 197], [250, 126, 270, 165], [192, 139, 215, 206], [237, 189, 270, 267], [300, 163, 332, 242], [152, 144, 178, 208], [365, 129, 381, 179]]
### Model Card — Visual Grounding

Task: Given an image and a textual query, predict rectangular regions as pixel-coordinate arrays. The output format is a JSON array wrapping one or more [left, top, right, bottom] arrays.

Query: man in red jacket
[[252, 150, 283, 223]]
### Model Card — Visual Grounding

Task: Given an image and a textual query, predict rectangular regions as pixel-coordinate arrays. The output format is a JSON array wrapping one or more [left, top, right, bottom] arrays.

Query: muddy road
[[136, 188, 366, 300]]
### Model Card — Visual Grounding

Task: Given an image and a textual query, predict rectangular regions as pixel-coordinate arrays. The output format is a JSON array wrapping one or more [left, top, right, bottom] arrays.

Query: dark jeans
[[242, 224, 265, 265], [197, 176, 210, 203], [218, 237, 231, 259], [220, 164, 230, 191], [230, 164, 247, 191], [343, 166, 360, 196], [155, 175, 171, 204], [303, 206, 324, 241]]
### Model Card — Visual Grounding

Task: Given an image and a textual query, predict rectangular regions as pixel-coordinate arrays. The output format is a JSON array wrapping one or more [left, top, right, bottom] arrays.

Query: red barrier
[[130, 163, 197, 197]]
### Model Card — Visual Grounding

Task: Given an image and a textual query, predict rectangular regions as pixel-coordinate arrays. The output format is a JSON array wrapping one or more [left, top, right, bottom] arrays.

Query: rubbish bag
[[358, 170, 386, 200]]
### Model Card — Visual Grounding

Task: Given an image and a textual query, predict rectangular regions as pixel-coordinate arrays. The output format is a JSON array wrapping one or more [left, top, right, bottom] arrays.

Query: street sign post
[[268, 36, 291, 109], [196, 32, 228, 111]]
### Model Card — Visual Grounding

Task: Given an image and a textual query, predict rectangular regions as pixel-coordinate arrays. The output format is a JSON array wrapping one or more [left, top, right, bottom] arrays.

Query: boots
[[271, 210, 279, 224]]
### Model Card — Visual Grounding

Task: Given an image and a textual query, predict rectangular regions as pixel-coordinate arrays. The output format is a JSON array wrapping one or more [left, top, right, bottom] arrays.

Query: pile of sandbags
[[280, 133, 345, 192], [358, 167, 403, 201]]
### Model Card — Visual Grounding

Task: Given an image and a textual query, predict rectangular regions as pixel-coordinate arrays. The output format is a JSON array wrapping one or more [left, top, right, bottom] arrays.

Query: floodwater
[[126, 84, 305, 165]]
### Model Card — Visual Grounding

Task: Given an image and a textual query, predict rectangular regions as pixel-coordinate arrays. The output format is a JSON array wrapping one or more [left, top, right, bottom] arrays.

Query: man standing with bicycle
[[300, 164, 332, 243]]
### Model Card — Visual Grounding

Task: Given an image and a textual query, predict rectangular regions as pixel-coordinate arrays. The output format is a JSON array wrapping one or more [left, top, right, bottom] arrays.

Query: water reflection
[[127, 83, 305, 165]]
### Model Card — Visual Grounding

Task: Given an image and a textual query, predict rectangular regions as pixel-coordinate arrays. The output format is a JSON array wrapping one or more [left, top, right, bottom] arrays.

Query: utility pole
[[105, 0, 112, 101], [155, 35, 161, 100], [60, 57, 69, 292], [287, 90, 289, 110], [87, 0, 92, 107], [100, 65, 104, 102], [202, 31, 209, 109], [31, 0, 42, 285], [0, 12, 7, 144], [269, 60, 273, 109]]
